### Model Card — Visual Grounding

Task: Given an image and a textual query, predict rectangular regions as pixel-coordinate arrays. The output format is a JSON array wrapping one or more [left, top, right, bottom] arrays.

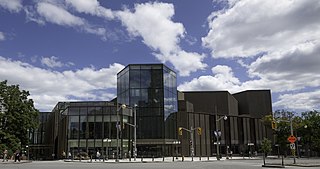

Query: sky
[[0, 0, 319, 112]]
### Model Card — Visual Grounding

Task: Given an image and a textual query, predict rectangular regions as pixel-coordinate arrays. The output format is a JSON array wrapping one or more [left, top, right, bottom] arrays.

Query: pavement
[[1, 156, 320, 167]]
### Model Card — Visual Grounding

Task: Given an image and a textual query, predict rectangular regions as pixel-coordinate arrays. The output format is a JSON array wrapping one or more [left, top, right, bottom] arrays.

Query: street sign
[[287, 135, 297, 143], [290, 143, 296, 150]]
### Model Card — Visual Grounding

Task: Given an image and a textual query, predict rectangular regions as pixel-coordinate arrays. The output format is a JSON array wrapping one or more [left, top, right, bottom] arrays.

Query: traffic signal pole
[[178, 126, 201, 160]]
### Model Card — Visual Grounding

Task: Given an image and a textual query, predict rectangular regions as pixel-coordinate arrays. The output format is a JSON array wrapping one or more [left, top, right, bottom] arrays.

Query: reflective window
[[140, 69, 151, 88], [79, 116, 87, 139], [68, 107, 79, 115], [129, 70, 140, 88]]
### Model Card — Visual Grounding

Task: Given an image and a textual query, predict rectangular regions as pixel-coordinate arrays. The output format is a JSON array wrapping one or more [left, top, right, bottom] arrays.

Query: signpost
[[287, 135, 296, 143]]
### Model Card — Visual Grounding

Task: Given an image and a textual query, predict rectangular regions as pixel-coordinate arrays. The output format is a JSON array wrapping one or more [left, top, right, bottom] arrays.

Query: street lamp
[[133, 104, 137, 161], [103, 138, 111, 161], [116, 104, 126, 162], [215, 106, 227, 160]]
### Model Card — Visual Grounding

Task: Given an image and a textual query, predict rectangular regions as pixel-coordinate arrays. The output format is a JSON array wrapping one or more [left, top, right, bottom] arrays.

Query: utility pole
[[215, 105, 227, 160], [178, 126, 201, 161]]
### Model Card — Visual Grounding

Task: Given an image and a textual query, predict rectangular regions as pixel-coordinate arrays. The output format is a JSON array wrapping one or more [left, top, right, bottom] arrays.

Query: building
[[31, 63, 272, 159], [117, 64, 178, 157]]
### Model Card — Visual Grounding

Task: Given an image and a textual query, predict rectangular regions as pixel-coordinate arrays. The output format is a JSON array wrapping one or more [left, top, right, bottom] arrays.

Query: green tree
[[260, 137, 272, 157], [0, 80, 39, 154], [300, 110, 320, 154]]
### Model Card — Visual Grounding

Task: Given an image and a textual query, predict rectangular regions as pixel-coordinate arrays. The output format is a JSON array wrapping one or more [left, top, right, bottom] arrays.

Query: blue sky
[[0, 0, 319, 112]]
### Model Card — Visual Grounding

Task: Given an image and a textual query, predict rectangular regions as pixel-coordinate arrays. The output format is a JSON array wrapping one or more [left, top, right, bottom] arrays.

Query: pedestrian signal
[[271, 121, 277, 130], [197, 127, 202, 135], [178, 127, 183, 135]]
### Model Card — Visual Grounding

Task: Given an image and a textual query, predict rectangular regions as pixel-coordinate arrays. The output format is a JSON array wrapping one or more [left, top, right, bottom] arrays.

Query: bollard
[[281, 155, 284, 166], [141, 156, 143, 162], [207, 156, 209, 161], [152, 156, 154, 161], [182, 156, 184, 162], [173, 156, 174, 162], [199, 156, 201, 161], [192, 156, 193, 161], [90, 155, 92, 163], [163, 156, 165, 161]]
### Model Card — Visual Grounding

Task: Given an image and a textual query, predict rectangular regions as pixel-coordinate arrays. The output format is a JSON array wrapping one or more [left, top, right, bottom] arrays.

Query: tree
[[260, 137, 272, 157], [0, 80, 39, 155], [300, 110, 320, 155]]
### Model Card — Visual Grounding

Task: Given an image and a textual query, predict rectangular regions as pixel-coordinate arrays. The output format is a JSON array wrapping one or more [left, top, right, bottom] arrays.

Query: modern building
[[30, 63, 273, 160], [117, 64, 178, 157]]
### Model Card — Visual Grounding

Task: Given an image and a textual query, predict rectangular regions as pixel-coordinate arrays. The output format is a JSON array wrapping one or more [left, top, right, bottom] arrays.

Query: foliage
[[0, 80, 39, 154], [300, 110, 320, 153], [267, 110, 320, 156], [260, 138, 272, 156]]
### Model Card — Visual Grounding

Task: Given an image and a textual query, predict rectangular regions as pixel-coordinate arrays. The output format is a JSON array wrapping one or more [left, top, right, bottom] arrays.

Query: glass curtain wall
[[117, 64, 178, 157], [65, 103, 129, 159]]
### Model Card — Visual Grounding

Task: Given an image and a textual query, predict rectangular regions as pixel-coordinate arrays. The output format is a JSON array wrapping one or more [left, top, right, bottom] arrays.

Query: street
[[1, 158, 320, 169]]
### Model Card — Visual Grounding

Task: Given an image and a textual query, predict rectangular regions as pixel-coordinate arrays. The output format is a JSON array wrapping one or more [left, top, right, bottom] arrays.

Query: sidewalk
[[63, 156, 260, 163]]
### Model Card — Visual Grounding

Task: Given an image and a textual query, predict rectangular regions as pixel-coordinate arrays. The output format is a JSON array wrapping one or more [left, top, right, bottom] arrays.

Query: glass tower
[[117, 64, 178, 157]]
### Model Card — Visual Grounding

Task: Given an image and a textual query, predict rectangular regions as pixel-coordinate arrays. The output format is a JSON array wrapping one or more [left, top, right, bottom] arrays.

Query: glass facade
[[51, 102, 131, 159], [117, 64, 178, 156]]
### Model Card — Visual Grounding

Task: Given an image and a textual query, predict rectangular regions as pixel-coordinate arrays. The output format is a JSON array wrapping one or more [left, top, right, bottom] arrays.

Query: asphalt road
[[1, 158, 320, 169]]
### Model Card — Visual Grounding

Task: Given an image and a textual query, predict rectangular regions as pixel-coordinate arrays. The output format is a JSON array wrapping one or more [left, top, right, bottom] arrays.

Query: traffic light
[[197, 127, 202, 135], [178, 127, 183, 135], [271, 121, 277, 130]]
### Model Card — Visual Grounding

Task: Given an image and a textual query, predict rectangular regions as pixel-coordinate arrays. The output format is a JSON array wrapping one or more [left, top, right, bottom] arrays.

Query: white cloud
[[0, 0, 22, 13], [116, 2, 207, 76], [66, 0, 114, 19], [41, 56, 74, 68], [25, 2, 107, 39], [274, 90, 320, 111], [178, 65, 241, 92], [37, 2, 85, 27], [41, 56, 63, 68], [202, 0, 320, 58], [0, 32, 5, 41], [0, 56, 124, 111]]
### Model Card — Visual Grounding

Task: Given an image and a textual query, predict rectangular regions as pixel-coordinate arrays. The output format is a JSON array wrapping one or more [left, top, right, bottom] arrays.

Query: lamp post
[[116, 104, 126, 162], [103, 138, 111, 161], [215, 106, 227, 160], [133, 104, 137, 161]]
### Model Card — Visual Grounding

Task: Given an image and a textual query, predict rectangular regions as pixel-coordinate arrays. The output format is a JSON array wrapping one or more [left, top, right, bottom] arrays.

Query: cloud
[[41, 56, 74, 68], [0, 32, 5, 41], [116, 2, 207, 76], [274, 90, 320, 111], [41, 56, 63, 68], [202, 0, 320, 58], [0, 56, 124, 111], [0, 0, 22, 13], [178, 65, 241, 92], [25, 2, 107, 39], [66, 0, 114, 19]]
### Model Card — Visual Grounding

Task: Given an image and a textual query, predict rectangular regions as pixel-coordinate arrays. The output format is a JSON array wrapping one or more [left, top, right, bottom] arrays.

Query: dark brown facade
[[177, 90, 272, 157]]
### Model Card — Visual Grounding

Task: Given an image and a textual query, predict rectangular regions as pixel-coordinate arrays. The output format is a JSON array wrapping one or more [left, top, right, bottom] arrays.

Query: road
[[1, 158, 320, 169]]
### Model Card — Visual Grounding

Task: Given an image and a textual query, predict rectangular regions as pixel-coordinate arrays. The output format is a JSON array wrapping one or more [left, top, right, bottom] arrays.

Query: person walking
[[2, 149, 8, 162], [14, 150, 20, 162], [68, 151, 72, 160], [96, 150, 101, 161], [62, 151, 66, 159]]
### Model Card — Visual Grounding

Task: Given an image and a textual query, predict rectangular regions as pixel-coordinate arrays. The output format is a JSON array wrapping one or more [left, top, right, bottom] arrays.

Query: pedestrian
[[14, 150, 20, 162], [2, 149, 8, 162], [62, 151, 66, 159], [68, 151, 72, 160], [96, 150, 101, 161]]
